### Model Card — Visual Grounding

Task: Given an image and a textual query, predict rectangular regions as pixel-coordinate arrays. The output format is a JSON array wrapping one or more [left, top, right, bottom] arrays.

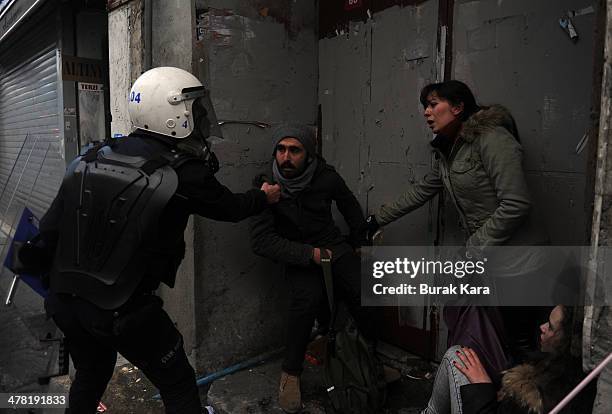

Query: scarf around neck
[[273, 157, 318, 199]]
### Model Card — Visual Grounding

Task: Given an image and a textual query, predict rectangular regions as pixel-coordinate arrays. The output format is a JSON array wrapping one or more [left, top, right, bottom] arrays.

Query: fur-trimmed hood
[[460, 356, 590, 414], [459, 104, 519, 143], [498, 363, 544, 413]]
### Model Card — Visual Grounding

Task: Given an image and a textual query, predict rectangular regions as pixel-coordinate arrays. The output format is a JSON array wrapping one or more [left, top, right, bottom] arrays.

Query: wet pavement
[[0, 267, 56, 395]]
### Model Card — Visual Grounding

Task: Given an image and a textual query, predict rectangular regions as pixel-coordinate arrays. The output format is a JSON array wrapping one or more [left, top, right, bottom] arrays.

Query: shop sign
[[62, 55, 104, 83]]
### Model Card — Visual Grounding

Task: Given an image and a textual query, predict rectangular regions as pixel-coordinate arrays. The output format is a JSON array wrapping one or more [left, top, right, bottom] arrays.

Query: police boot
[[279, 371, 301, 413]]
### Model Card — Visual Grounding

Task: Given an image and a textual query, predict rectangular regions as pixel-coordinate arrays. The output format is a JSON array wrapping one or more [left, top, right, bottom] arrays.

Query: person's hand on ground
[[453, 347, 492, 384]]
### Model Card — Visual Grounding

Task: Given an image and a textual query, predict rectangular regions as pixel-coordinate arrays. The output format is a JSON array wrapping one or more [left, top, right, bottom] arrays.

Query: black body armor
[[52, 145, 182, 309]]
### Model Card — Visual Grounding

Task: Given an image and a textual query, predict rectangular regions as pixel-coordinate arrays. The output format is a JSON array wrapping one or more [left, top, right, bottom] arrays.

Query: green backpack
[[320, 252, 387, 413]]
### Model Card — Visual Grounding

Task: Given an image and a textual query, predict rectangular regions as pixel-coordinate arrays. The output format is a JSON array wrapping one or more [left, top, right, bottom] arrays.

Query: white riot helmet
[[128, 67, 222, 140]]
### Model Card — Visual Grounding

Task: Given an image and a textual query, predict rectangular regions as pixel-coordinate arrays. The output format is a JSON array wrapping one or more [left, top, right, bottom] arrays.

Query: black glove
[[13, 239, 53, 275], [364, 214, 380, 245]]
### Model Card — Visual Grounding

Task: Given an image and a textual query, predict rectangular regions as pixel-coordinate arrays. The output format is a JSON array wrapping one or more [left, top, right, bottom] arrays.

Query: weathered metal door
[[319, 1, 442, 358], [452, 0, 596, 245]]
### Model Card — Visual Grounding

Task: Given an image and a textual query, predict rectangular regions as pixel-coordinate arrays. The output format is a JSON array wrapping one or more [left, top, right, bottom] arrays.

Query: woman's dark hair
[[419, 80, 480, 121], [555, 305, 575, 355], [535, 306, 594, 413]]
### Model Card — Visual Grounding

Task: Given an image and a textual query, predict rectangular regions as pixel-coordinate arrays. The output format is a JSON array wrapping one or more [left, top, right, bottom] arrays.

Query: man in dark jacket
[[249, 124, 374, 413], [35, 67, 280, 414]]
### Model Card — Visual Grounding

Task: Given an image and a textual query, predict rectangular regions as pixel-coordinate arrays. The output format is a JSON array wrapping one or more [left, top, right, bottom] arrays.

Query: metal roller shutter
[[0, 11, 64, 235]]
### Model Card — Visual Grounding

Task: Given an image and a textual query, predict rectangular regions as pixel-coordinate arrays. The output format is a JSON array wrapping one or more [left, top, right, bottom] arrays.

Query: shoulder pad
[[162, 149, 219, 176], [97, 146, 149, 167], [81, 142, 108, 163], [162, 150, 199, 169]]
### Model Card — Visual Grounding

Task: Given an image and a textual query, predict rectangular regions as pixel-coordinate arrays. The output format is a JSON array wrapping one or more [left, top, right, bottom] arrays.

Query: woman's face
[[423, 92, 463, 137], [539, 305, 565, 353]]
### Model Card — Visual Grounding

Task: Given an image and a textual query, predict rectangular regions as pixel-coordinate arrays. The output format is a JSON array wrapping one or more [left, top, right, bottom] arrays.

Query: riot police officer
[[37, 67, 280, 413]]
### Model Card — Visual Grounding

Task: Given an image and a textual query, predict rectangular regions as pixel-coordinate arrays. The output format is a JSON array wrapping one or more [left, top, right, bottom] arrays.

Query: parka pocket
[[451, 159, 476, 174]]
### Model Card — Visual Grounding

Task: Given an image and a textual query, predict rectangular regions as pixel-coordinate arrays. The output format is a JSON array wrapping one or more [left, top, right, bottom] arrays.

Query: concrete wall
[[108, 0, 144, 138], [192, 0, 318, 373], [150, 0, 199, 367]]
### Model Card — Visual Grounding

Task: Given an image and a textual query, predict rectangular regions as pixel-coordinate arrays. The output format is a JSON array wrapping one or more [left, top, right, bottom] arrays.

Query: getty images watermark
[[372, 256, 489, 296], [360, 246, 612, 307]]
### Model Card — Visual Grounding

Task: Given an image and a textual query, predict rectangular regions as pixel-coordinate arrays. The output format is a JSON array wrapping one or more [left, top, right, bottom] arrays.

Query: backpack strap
[[320, 250, 336, 320]]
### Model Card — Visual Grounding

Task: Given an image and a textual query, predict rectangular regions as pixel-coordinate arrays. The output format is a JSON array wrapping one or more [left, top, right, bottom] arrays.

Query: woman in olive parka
[[370, 80, 538, 251], [367, 80, 548, 380]]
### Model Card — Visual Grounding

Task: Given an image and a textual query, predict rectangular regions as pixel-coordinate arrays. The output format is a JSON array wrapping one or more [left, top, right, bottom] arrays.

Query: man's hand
[[261, 182, 281, 204], [312, 247, 332, 265], [453, 347, 492, 384]]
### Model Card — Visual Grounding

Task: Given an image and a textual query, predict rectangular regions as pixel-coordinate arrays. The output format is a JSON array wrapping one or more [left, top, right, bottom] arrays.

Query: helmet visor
[[182, 87, 223, 140]]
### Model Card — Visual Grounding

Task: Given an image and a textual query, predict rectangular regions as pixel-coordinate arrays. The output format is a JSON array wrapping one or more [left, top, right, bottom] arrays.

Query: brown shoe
[[278, 371, 301, 413]]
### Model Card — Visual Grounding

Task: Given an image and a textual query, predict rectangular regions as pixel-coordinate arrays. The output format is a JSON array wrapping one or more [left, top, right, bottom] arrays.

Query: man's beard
[[280, 161, 305, 178]]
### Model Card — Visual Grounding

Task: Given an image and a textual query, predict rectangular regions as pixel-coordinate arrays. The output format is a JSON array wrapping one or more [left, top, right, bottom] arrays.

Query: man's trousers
[[45, 292, 202, 414], [282, 251, 376, 375]]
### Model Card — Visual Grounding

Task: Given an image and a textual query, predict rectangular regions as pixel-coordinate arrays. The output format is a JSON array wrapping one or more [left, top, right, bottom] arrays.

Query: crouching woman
[[421, 305, 594, 414]]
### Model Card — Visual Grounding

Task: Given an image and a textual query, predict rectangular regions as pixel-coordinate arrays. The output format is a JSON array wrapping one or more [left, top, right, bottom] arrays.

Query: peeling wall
[[108, 0, 144, 137], [151, 0, 195, 70], [192, 0, 318, 374]]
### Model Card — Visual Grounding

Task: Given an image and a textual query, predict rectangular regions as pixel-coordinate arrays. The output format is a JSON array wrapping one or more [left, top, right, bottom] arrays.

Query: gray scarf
[[273, 157, 318, 199]]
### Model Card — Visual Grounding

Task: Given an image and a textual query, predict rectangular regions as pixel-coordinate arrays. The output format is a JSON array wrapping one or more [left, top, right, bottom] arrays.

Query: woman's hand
[[364, 215, 380, 245], [453, 347, 492, 384]]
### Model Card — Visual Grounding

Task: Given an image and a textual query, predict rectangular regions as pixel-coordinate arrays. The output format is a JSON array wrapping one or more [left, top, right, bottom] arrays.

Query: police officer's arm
[[249, 209, 315, 266], [177, 161, 268, 222], [332, 171, 367, 248]]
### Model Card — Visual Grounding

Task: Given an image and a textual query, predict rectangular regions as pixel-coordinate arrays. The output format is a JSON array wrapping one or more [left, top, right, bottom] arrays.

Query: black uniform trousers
[[46, 292, 201, 414], [282, 251, 376, 376]]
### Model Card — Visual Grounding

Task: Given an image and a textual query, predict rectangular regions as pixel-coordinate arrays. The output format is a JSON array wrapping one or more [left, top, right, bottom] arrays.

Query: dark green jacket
[[376, 105, 544, 252]]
